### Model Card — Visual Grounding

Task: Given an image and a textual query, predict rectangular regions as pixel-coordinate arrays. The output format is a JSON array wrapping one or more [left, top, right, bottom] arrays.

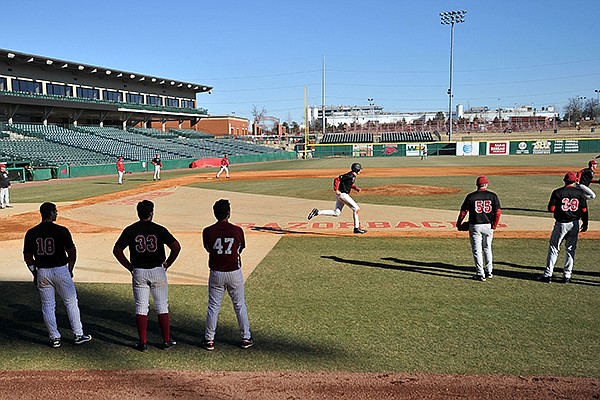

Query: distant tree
[[563, 97, 585, 122], [434, 111, 445, 121], [290, 121, 299, 133], [251, 104, 266, 123], [584, 98, 600, 121]]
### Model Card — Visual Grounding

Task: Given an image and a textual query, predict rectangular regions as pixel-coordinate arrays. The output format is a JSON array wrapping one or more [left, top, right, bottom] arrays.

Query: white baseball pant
[[153, 165, 161, 180], [205, 269, 251, 341], [216, 166, 229, 178], [469, 223, 494, 277], [132, 266, 169, 315], [118, 170, 124, 184], [37, 265, 84, 340], [578, 184, 596, 200], [544, 220, 579, 279], [318, 193, 361, 228], [0, 187, 9, 208]]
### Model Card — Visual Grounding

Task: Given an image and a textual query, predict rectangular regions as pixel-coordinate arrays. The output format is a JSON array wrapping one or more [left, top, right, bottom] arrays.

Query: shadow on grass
[[503, 207, 547, 213], [495, 261, 600, 286], [0, 282, 344, 366]]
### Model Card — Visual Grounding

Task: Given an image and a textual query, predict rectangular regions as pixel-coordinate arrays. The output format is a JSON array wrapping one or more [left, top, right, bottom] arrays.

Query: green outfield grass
[[1, 153, 599, 376]]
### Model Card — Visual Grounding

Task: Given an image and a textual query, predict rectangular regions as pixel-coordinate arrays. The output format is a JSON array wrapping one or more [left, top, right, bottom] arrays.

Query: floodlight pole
[[440, 10, 466, 142]]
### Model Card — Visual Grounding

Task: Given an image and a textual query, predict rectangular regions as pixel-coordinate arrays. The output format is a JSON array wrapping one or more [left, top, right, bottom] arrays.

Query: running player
[[307, 162, 366, 234], [23, 202, 92, 348], [216, 154, 230, 179], [576, 159, 598, 200], [113, 200, 181, 351], [540, 172, 588, 283]]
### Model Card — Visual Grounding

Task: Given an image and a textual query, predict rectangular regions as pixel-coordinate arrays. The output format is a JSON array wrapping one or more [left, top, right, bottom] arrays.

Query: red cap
[[563, 171, 577, 183], [476, 176, 489, 186], [0, 164, 5, 168], [590, 159, 598, 167]]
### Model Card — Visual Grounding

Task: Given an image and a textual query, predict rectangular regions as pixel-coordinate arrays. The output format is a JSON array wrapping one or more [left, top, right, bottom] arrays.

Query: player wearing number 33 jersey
[[201, 199, 253, 350], [456, 176, 501, 281], [113, 200, 181, 351], [540, 172, 588, 283]]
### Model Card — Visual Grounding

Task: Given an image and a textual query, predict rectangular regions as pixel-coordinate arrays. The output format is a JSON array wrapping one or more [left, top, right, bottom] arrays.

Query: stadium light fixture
[[106, 70, 112, 75], [46, 60, 53, 65], [439, 9, 467, 142], [91, 68, 97, 73], [177, 83, 183, 87], [151, 78, 157, 82], [159, 80, 165, 84], [78, 65, 85, 70], [61, 63, 68, 68], [170, 81, 175, 85], [116, 73, 123, 77], [130, 74, 136, 79], [26, 57, 34, 62], [7, 53, 15, 59], [139, 76, 145, 81]]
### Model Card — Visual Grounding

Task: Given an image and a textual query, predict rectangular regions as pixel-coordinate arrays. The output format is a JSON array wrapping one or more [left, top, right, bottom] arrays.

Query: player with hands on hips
[[456, 176, 501, 281], [576, 159, 598, 200], [151, 153, 162, 181], [216, 154, 230, 179], [201, 199, 253, 351], [113, 200, 181, 351], [540, 172, 588, 284], [0, 164, 11, 208], [23, 202, 92, 348], [308, 162, 366, 234]]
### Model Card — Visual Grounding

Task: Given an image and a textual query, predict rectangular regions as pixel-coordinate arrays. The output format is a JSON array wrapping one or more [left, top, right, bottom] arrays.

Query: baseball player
[[456, 176, 501, 281], [540, 172, 588, 283], [216, 154, 230, 179], [576, 159, 598, 200], [151, 153, 162, 181], [0, 164, 11, 209], [201, 199, 253, 351], [116, 156, 125, 185], [307, 162, 366, 234], [23, 202, 92, 348], [113, 200, 181, 351]]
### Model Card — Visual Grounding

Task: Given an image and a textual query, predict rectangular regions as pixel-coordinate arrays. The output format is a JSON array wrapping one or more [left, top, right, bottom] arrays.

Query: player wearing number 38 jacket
[[540, 172, 588, 284], [456, 176, 501, 282]]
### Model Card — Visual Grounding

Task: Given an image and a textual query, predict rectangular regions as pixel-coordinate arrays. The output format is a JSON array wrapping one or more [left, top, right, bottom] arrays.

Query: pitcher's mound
[[363, 184, 461, 196]]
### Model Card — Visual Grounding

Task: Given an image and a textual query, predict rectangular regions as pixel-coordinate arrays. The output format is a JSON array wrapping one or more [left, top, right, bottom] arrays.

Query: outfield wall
[[310, 138, 600, 158]]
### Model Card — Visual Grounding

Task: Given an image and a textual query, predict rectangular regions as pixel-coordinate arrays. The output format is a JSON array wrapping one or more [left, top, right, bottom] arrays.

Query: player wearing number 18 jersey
[[201, 199, 253, 350], [540, 172, 588, 283], [113, 200, 181, 351], [456, 176, 501, 281]]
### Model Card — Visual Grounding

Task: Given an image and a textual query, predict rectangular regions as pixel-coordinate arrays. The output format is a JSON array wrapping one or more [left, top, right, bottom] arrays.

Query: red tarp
[[190, 158, 222, 168]]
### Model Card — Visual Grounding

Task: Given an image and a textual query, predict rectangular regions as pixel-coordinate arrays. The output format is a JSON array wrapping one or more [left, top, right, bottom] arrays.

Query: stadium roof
[[0, 48, 212, 93]]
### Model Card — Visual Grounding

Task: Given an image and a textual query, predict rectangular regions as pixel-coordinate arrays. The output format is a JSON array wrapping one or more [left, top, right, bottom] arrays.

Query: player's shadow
[[321, 255, 473, 280], [502, 207, 547, 213], [495, 261, 600, 286]]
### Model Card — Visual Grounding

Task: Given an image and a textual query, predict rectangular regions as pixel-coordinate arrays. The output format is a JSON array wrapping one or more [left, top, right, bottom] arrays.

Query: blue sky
[[3, 0, 599, 122]]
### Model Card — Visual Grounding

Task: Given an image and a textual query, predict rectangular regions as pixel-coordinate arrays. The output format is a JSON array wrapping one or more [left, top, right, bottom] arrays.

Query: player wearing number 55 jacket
[[540, 172, 588, 284], [113, 200, 181, 351], [456, 176, 501, 281]]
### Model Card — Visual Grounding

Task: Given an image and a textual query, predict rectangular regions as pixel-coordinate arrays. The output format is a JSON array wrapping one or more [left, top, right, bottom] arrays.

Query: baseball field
[[0, 153, 598, 399]]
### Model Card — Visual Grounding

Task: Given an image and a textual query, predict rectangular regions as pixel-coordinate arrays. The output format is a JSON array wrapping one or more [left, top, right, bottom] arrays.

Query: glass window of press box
[[47, 83, 72, 97], [126, 93, 144, 104], [181, 99, 194, 108], [0, 77, 6, 90], [103, 89, 122, 102], [13, 79, 42, 94], [77, 87, 99, 100], [147, 95, 162, 106], [165, 97, 179, 107]]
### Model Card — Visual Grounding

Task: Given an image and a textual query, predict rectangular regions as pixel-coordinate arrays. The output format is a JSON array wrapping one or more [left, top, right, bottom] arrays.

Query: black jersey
[[335, 171, 356, 194], [548, 185, 588, 223], [114, 220, 176, 268], [578, 167, 594, 186], [23, 222, 74, 268], [203, 220, 245, 272], [460, 189, 501, 224], [0, 171, 10, 189]]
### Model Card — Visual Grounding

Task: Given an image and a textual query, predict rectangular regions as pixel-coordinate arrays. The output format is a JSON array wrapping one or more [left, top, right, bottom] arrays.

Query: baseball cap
[[590, 159, 598, 167], [0, 164, 5, 168], [563, 171, 577, 183], [476, 176, 489, 185]]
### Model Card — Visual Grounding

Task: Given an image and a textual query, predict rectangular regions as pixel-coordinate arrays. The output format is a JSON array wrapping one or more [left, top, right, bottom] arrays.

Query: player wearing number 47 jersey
[[456, 176, 501, 282], [201, 199, 253, 350], [113, 200, 181, 351], [23, 202, 92, 348], [540, 172, 588, 284]]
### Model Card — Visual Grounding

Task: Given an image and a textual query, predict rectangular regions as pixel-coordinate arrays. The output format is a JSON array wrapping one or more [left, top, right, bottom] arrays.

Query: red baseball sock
[[158, 313, 170, 342], [135, 314, 148, 344]]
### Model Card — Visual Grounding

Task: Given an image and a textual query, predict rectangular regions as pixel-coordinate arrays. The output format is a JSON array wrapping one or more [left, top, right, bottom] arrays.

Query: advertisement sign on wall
[[486, 141, 510, 155], [456, 141, 479, 156], [406, 143, 427, 157], [353, 144, 373, 157]]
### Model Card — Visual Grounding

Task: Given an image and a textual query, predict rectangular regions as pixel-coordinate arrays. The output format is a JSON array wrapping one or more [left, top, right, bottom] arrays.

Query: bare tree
[[251, 105, 266, 123], [563, 97, 585, 123], [584, 98, 600, 121]]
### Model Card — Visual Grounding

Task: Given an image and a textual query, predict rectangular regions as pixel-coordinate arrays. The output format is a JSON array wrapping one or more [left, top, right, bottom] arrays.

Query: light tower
[[440, 10, 467, 142]]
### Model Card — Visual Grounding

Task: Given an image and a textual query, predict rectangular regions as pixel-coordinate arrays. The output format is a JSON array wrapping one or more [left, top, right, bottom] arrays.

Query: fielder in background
[[201, 199, 253, 351], [308, 162, 366, 234], [540, 172, 588, 284], [116, 156, 125, 185], [456, 176, 501, 282], [0, 164, 11, 208], [113, 200, 181, 351], [216, 154, 230, 179], [576, 159, 598, 200], [151, 153, 162, 181], [23, 202, 92, 348]]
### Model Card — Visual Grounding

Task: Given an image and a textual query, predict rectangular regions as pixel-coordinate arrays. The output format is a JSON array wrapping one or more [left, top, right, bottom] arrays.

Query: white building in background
[[309, 104, 559, 126]]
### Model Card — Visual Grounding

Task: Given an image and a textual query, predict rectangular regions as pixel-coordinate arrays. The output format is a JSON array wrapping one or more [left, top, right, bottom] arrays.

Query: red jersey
[[116, 160, 125, 172], [203, 220, 245, 272], [220, 157, 229, 167]]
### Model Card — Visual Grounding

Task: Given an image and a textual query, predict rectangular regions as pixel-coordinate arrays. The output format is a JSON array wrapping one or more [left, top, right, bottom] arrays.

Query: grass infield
[[1, 153, 598, 376]]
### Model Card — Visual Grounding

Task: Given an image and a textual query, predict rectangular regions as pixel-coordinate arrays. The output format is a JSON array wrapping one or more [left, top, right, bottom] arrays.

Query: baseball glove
[[457, 222, 470, 231]]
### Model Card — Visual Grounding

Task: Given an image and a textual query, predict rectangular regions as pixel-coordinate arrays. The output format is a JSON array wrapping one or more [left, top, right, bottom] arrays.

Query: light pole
[[440, 10, 466, 142], [368, 98, 374, 132]]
